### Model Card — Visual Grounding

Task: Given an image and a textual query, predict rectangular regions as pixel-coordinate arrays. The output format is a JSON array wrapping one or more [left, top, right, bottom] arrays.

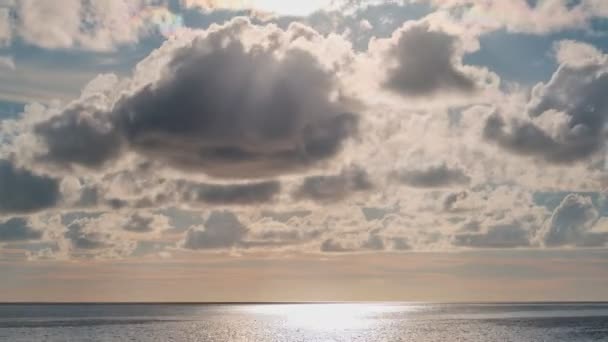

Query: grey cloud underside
[[123, 214, 155, 233], [453, 223, 532, 249], [320, 239, 352, 252], [443, 191, 468, 211], [0, 217, 42, 242], [543, 194, 604, 247], [183, 211, 248, 250], [65, 222, 109, 250], [485, 63, 608, 164], [35, 25, 358, 179], [384, 23, 475, 96], [179, 181, 281, 205], [394, 164, 470, 188], [0, 159, 60, 214], [294, 166, 373, 202], [34, 106, 123, 169]]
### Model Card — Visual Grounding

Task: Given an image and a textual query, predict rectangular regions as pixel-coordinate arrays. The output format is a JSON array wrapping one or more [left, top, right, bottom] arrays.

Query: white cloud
[[15, 0, 169, 51], [425, 0, 589, 34]]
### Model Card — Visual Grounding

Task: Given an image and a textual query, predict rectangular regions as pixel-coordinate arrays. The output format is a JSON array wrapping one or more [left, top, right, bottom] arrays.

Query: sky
[[0, 0, 608, 302]]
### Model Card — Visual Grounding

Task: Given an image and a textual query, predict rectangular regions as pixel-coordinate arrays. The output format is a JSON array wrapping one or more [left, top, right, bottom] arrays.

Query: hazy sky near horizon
[[1, 0, 608, 302]]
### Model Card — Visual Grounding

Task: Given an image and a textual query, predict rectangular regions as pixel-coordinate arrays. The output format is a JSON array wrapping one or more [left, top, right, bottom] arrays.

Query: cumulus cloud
[[393, 163, 470, 188], [542, 194, 603, 247], [61, 213, 139, 258], [0, 217, 42, 242], [34, 105, 124, 169], [15, 0, 151, 51], [0, 159, 60, 214], [294, 166, 372, 202], [484, 44, 608, 164], [183, 211, 248, 249], [382, 22, 476, 96], [33, 19, 358, 179], [428, 0, 589, 35]]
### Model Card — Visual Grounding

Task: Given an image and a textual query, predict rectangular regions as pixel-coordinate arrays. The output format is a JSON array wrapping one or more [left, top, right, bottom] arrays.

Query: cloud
[[320, 238, 352, 252], [393, 163, 470, 188], [361, 233, 385, 250], [179, 181, 281, 205], [381, 22, 476, 96], [0, 217, 42, 242], [453, 223, 531, 249], [542, 194, 602, 247], [33, 19, 358, 179], [294, 166, 372, 202], [484, 46, 608, 164], [391, 237, 411, 250], [15, 0, 151, 51], [61, 213, 139, 258], [183, 211, 248, 249], [34, 105, 124, 169], [245, 228, 324, 248], [0, 159, 60, 214], [428, 0, 589, 35], [123, 214, 154, 233], [65, 223, 106, 250], [443, 191, 468, 211]]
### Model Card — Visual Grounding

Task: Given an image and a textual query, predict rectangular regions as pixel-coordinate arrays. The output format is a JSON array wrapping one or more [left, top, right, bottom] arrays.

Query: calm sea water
[[0, 303, 607, 341]]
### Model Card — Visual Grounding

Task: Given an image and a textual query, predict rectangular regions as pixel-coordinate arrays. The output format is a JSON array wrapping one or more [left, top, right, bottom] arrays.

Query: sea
[[0, 303, 607, 341]]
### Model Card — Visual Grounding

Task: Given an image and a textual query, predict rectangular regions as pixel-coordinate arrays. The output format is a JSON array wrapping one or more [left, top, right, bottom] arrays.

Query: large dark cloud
[[543, 194, 603, 247], [394, 164, 470, 188], [34, 20, 358, 179], [183, 211, 248, 250], [0, 159, 60, 214], [383, 23, 476, 96], [484, 61, 608, 164], [294, 166, 373, 202], [34, 105, 123, 169], [179, 181, 281, 205], [0, 218, 42, 242]]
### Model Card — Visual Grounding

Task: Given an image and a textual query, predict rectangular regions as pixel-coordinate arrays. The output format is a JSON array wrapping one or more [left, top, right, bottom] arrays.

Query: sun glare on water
[[246, 304, 406, 331]]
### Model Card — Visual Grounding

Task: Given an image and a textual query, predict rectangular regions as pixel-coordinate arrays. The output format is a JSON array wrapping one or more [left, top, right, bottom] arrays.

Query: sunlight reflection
[[246, 304, 409, 331]]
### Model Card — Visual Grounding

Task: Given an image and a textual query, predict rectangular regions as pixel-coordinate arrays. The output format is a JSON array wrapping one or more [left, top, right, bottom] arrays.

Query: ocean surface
[[0, 303, 607, 341]]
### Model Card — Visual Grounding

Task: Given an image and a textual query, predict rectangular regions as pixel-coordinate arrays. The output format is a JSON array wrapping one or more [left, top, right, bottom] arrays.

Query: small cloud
[[393, 163, 470, 188], [295, 166, 373, 202]]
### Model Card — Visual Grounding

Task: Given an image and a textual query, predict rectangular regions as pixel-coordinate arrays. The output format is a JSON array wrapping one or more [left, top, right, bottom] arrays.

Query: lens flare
[[129, 5, 186, 39]]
